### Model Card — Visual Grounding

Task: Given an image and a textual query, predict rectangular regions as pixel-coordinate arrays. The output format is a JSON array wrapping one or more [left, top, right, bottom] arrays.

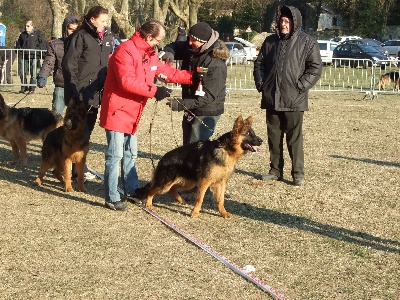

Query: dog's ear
[[233, 115, 244, 134], [244, 116, 253, 127]]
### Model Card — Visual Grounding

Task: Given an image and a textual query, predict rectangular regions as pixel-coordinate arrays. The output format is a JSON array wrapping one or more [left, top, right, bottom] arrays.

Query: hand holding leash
[[161, 51, 174, 64], [154, 86, 172, 101], [37, 76, 47, 88], [167, 98, 184, 111]]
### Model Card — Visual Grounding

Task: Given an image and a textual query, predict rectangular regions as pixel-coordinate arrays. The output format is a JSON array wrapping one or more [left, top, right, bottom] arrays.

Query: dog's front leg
[[63, 157, 74, 192], [190, 184, 208, 218], [8, 139, 20, 165], [212, 182, 232, 218], [75, 158, 87, 192], [14, 136, 27, 165]]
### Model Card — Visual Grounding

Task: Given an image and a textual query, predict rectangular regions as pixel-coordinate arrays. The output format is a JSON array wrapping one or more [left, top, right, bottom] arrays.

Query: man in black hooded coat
[[253, 5, 322, 186]]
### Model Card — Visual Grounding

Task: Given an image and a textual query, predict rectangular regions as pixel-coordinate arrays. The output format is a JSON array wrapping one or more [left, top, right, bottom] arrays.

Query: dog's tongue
[[246, 144, 260, 152]]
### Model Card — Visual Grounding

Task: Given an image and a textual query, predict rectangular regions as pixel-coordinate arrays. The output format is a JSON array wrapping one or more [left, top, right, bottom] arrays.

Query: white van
[[318, 40, 338, 64]]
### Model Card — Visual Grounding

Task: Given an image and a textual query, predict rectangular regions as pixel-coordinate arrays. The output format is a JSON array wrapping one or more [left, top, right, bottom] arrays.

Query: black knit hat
[[189, 22, 212, 43]]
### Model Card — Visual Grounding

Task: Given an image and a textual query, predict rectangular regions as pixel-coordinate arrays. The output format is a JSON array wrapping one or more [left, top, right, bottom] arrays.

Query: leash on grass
[[87, 166, 290, 300]]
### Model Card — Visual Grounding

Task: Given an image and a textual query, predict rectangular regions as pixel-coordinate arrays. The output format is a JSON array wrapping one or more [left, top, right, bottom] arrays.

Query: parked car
[[332, 43, 390, 68], [233, 37, 258, 61], [224, 42, 247, 65], [341, 39, 386, 53], [330, 36, 362, 44], [318, 40, 338, 64], [379, 40, 400, 56]]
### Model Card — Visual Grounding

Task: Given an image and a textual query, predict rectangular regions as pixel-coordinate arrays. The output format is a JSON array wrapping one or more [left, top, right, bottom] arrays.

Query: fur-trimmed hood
[[200, 32, 230, 62]]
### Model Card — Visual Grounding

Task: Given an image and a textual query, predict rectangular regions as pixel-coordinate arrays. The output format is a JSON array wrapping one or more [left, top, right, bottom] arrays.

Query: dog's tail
[[135, 183, 150, 200]]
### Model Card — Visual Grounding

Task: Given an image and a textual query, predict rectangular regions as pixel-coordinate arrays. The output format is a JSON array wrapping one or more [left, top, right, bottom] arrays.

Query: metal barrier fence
[[0, 49, 46, 89], [1, 49, 399, 99]]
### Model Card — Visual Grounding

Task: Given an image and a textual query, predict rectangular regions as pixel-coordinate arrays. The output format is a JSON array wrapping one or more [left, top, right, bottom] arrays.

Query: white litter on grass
[[242, 265, 256, 273]]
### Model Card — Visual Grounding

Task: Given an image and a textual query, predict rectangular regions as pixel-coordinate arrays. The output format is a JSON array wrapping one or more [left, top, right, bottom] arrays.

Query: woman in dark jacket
[[62, 6, 114, 135], [253, 5, 322, 186], [162, 22, 230, 145]]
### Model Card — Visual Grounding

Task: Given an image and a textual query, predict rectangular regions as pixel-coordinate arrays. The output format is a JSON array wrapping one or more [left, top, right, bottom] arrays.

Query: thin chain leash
[[147, 97, 221, 170], [172, 97, 221, 139], [11, 92, 30, 108]]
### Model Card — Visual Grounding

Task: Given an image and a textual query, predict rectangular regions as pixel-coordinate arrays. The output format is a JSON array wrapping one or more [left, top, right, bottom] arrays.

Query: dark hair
[[86, 6, 108, 20], [138, 20, 164, 39]]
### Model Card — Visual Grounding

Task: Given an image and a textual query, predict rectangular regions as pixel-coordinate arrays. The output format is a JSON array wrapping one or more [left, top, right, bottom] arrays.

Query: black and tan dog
[[376, 71, 399, 91], [35, 99, 89, 192], [0, 93, 63, 165], [135, 116, 263, 218]]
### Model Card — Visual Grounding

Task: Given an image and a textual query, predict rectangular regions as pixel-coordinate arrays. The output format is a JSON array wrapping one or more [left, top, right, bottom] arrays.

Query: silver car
[[224, 42, 247, 65], [379, 40, 400, 56]]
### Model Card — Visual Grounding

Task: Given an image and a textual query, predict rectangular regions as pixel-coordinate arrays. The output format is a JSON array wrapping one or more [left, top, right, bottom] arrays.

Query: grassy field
[[0, 87, 399, 299]]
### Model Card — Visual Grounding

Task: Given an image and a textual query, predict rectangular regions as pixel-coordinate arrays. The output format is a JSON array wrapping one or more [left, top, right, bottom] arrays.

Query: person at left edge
[[99, 20, 193, 211]]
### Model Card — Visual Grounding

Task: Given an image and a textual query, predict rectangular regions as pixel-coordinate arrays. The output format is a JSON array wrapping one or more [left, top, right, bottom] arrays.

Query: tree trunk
[[48, 0, 69, 39]]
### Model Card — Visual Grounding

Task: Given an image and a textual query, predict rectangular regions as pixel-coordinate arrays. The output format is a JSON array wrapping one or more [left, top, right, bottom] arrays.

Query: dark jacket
[[253, 6, 322, 111], [163, 32, 230, 116], [62, 17, 114, 108], [39, 16, 79, 87], [16, 29, 47, 59]]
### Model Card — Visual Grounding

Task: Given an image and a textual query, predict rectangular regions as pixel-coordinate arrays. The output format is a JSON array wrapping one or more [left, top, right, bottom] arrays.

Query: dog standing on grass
[[35, 99, 89, 192], [0, 93, 63, 165], [375, 71, 399, 91], [135, 116, 263, 218]]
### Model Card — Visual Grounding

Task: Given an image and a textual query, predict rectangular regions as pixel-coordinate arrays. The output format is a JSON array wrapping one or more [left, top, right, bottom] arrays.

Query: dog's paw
[[34, 178, 42, 186], [65, 186, 75, 193], [145, 203, 153, 210], [190, 211, 200, 218], [221, 212, 233, 218]]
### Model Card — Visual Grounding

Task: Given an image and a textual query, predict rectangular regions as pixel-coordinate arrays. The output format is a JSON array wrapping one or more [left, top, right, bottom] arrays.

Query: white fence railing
[[1, 49, 399, 97]]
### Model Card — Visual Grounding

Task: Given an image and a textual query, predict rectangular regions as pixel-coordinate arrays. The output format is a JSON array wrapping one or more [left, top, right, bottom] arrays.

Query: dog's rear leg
[[190, 184, 208, 218], [63, 158, 75, 192], [35, 161, 52, 186], [211, 182, 232, 218], [170, 187, 187, 205]]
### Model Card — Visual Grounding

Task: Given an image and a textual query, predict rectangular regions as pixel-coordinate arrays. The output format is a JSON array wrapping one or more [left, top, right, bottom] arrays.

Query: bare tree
[[48, 0, 69, 38]]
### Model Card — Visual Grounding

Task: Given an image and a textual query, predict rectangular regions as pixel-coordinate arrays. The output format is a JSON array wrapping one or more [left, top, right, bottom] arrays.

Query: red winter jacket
[[100, 31, 192, 134]]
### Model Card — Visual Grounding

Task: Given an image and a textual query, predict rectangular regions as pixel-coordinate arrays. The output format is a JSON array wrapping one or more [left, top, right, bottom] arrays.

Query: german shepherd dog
[[0, 93, 63, 165], [35, 99, 89, 192], [376, 71, 400, 91], [135, 116, 263, 218]]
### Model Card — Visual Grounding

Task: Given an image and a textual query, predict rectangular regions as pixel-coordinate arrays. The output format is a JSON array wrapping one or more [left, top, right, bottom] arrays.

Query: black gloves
[[154, 86, 172, 101], [167, 98, 184, 111], [161, 51, 174, 64], [256, 81, 264, 92], [37, 76, 47, 88]]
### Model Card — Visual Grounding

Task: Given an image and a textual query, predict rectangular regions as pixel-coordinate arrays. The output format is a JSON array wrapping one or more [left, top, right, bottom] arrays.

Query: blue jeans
[[52, 86, 65, 114], [104, 130, 138, 203], [182, 114, 221, 145]]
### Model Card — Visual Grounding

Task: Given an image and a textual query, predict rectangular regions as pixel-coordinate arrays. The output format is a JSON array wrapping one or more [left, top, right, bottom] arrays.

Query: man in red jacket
[[99, 20, 193, 211]]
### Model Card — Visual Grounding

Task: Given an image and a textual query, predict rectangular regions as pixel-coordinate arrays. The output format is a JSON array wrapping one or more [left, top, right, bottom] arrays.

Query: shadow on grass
[[2, 142, 397, 254], [330, 154, 400, 168], [226, 199, 400, 254]]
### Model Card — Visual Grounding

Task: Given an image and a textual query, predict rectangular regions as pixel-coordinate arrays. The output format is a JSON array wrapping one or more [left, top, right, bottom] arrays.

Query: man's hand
[[161, 51, 174, 64], [154, 86, 172, 101], [37, 76, 47, 88], [166, 98, 184, 111]]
